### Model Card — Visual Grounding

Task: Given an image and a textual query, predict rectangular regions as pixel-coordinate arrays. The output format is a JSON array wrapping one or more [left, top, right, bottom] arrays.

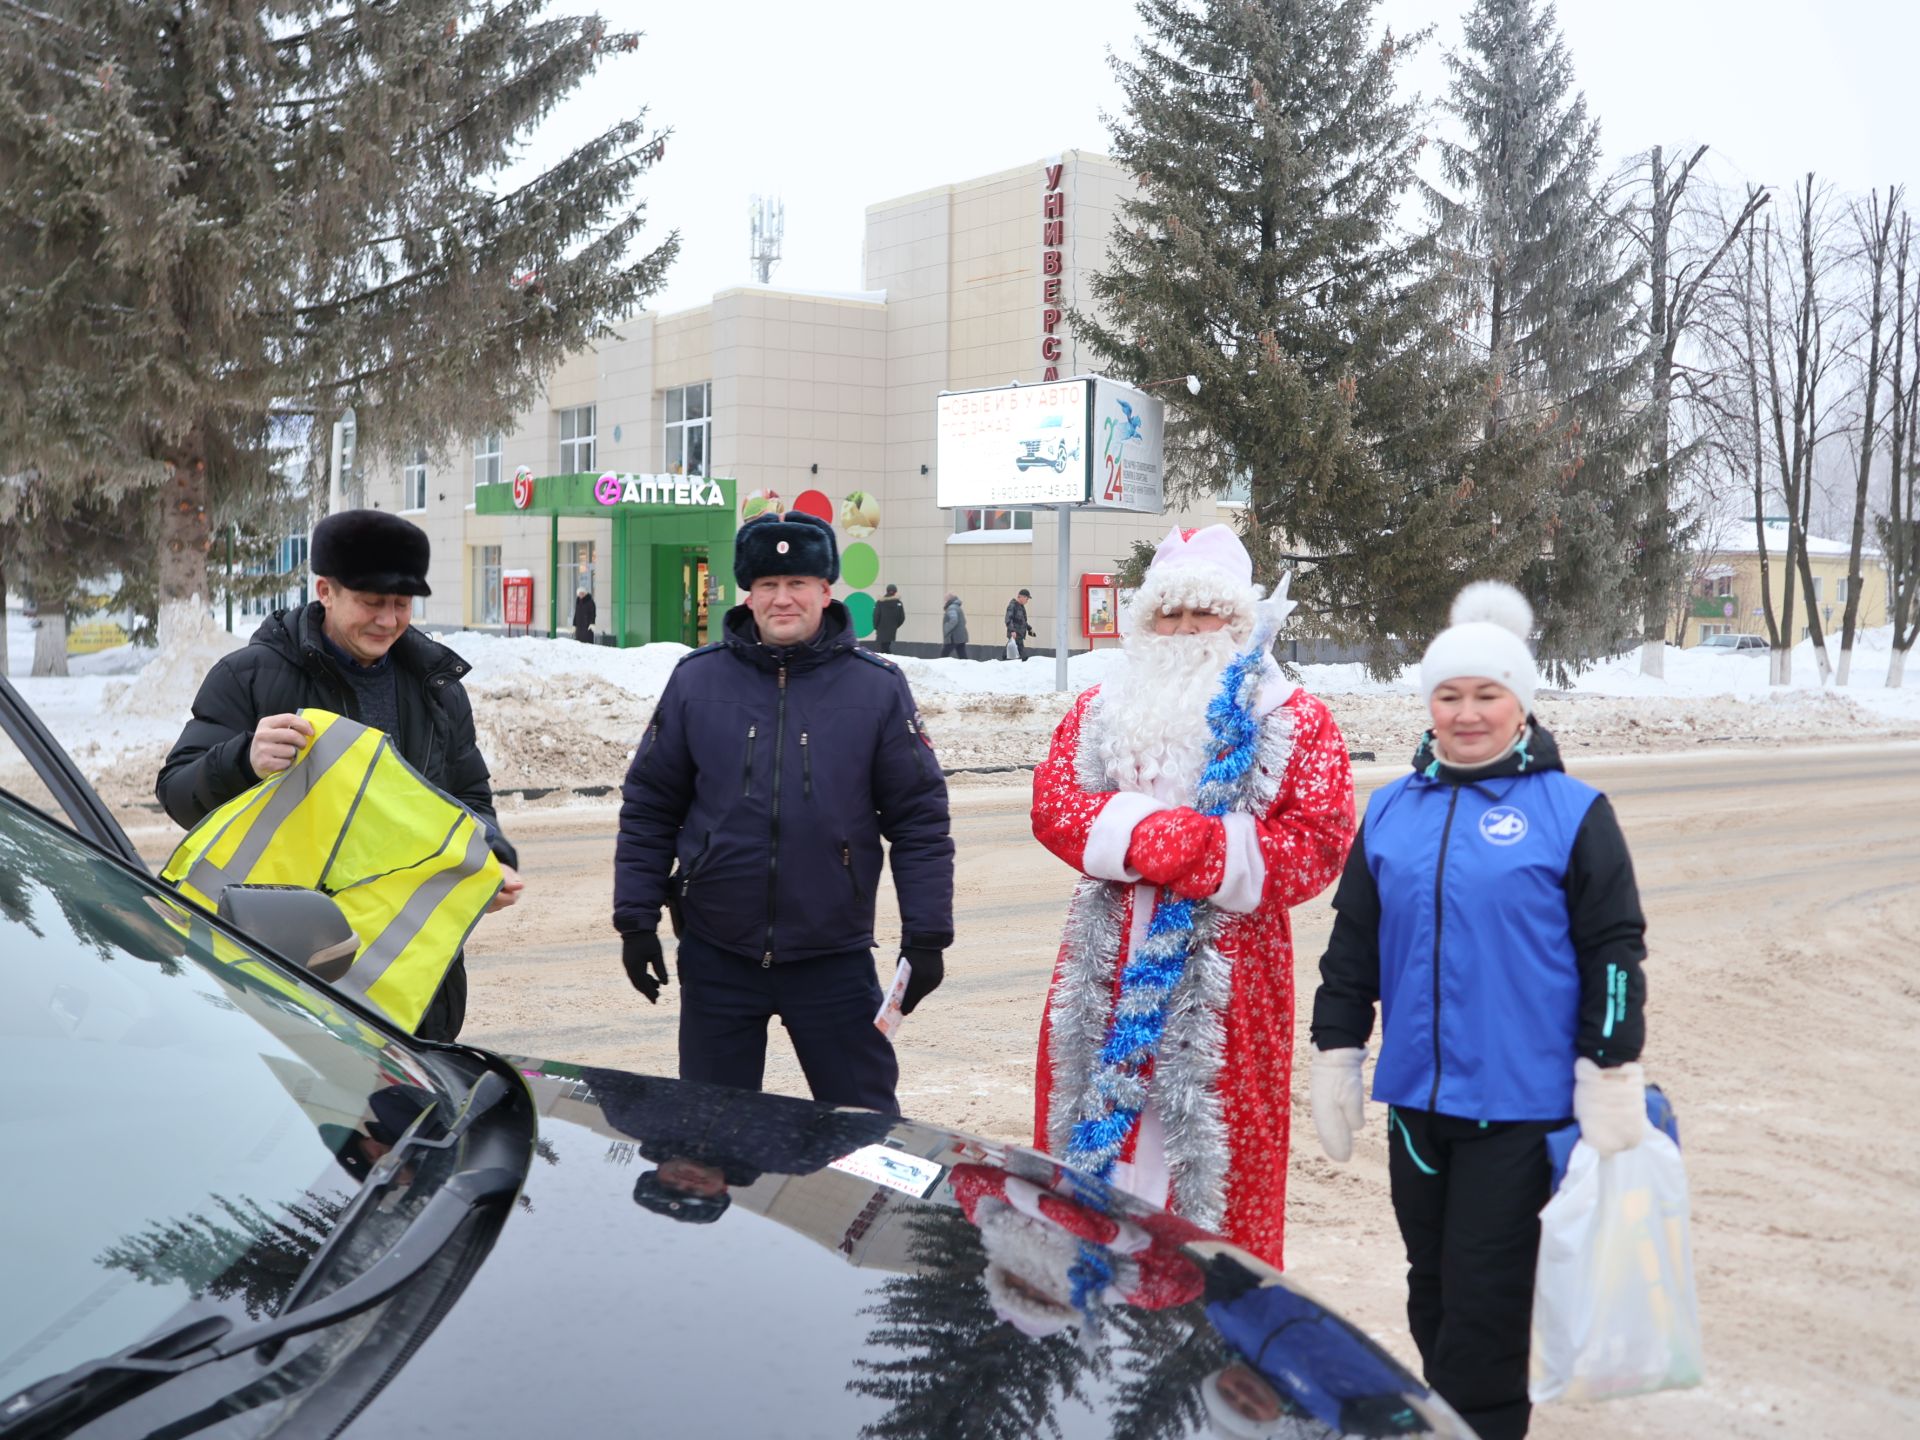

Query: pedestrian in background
[[613, 509, 955, 1113], [872, 583, 905, 654], [940, 593, 969, 659], [1309, 581, 1650, 1440], [156, 509, 523, 1042], [1005, 587, 1035, 661], [573, 587, 597, 644]]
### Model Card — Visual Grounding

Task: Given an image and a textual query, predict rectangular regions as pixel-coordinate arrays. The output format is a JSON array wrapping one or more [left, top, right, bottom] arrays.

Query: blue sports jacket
[[1310, 725, 1647, 1122], [613, 601, 954, 965]]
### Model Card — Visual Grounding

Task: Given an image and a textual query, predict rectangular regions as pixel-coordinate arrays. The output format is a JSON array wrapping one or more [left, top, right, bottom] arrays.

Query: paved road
[[460, 741, 1920, 1438]]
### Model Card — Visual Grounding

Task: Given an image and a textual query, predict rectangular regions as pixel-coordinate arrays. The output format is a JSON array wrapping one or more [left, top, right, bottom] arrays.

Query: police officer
[[613, 510, 954, 1113], [157, 509, 523, 1040]]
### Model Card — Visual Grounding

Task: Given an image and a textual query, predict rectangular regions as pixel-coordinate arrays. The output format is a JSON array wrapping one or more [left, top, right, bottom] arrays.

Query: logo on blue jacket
[[1478, 805, 1528, 845]]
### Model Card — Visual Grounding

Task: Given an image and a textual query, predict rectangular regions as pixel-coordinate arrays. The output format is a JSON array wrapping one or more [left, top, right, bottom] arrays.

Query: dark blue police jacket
[[613, 601, 954, 965]]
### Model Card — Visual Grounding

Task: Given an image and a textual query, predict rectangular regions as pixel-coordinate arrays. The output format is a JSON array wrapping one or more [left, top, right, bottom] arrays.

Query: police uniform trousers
[[673, 933, 899, 1114], [1387, 1105, 1561, 1440]]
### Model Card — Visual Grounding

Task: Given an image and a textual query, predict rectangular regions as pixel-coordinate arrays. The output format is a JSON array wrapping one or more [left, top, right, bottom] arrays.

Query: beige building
[[350, 151, 1227, 654], [1685, 520, 1891, 647]]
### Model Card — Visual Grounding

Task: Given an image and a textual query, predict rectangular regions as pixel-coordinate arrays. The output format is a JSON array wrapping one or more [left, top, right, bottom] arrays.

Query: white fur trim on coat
[[1081, 792, 1169, 882], [1211, 813, 1267, 914]]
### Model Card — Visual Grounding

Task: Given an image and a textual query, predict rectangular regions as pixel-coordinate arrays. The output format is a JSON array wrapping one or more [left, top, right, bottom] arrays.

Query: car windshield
[[0, 792, 450, 1402], [1702, 635, 1736, 648]]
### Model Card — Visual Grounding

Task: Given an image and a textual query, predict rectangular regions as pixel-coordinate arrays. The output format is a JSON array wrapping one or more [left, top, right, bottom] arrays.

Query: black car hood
[[357, 1061, 1466, 1439]]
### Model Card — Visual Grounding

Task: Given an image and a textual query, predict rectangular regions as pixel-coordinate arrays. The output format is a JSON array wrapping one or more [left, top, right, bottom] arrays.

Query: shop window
[[558, 405, 596, 473], [563, 540, 596, 601], [664, 382, 711, 477], [472, 545, 502, 626], [403, 447, 428, 512], [474, 432, 503, 492], [953, 508, 1034, 535]]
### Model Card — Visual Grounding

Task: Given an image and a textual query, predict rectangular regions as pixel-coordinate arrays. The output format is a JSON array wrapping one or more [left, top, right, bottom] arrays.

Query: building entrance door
[[651, 544, 712, 646], [681, 550, 712, 647]]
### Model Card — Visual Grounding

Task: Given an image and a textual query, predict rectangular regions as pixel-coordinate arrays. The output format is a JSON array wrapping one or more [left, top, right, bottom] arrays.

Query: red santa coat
[[1030, 682, 1354, 1269]]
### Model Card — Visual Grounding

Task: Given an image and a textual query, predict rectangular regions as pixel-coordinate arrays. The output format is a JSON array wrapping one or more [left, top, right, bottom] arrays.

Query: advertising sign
[[935, 380, 1090, 507], [502, 572, 534, 629], [1088, 378, 1164, 514], [935, 377, 1165, 515]]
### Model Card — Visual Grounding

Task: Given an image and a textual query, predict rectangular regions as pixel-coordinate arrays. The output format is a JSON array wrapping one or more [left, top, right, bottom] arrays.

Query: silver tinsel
[[1044, 691, 1300, 1228]]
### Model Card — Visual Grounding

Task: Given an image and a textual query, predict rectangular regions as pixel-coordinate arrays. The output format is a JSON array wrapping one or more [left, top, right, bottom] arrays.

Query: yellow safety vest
[[162, 709, 503, 1033]]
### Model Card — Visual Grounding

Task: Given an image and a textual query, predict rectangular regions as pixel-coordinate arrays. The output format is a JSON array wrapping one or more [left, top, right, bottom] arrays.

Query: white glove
[[1573, 1056, 1647, 1156], [1310, 1047, 1368, 1163]]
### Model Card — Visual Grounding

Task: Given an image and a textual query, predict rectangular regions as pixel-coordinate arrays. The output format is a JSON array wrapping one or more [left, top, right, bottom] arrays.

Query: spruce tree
[[1430, 0, 1648, 670], [0, 2, 676, 642], [1078, 0, 1533, 666]]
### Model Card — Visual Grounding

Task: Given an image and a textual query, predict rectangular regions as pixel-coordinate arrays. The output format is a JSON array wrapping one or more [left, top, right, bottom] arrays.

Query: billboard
[[1089, 377, 1164, 514], [935, 378, 1164, 514], [935, 380, 1089, 507]]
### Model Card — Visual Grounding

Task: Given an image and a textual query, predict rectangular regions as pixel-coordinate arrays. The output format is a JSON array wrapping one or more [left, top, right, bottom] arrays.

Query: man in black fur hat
[[613, 509, 954, 1113], [158, 509, 522, 1040]]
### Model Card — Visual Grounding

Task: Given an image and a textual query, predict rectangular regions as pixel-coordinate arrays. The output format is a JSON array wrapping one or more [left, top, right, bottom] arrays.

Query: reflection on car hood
[[358, 1061, 1467, 1439]]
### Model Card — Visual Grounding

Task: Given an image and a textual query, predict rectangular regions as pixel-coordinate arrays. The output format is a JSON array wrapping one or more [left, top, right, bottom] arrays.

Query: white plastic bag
[[1530, 1125, 1704, 1404], [1005, 637, 1020, 661]]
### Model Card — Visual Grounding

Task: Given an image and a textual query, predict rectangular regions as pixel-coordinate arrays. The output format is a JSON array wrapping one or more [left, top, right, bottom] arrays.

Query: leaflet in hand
[[874, 956, 912, 1039]]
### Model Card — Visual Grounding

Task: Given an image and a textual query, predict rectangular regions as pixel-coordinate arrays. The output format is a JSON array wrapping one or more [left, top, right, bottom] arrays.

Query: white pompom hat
[[1418, 581, 1539, 714]]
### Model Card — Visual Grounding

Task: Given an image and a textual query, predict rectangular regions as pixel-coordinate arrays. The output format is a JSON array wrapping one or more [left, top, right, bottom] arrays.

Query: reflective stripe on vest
[[162, 709, 503, 1033]]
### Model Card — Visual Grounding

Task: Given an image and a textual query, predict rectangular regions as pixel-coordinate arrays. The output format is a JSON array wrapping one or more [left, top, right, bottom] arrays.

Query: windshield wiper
[[0, 1071, 521, 1440]]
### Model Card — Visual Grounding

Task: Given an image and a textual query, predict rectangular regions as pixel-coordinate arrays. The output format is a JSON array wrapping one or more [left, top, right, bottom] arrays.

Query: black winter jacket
[[1311, 724, 1646, 1075], [872, 597, 905, 643], [156, 603, 517, 867], [573, 593, 598, 630], [614, 600, 954, 963], [1004, 597, 1034, 639]]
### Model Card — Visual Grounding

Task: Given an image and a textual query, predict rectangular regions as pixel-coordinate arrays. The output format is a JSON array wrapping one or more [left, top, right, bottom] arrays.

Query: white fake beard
[[1100, 628, 1241, 800]]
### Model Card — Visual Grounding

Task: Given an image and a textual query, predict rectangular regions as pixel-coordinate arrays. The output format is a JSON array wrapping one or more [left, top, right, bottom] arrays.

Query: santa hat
[[1418, 581, 1539, 714], [1127, 526, 1293, 647]]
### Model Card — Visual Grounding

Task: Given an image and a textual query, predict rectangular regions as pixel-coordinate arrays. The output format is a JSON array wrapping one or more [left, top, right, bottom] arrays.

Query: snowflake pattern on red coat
[[1030, 684, 1355, 1269]]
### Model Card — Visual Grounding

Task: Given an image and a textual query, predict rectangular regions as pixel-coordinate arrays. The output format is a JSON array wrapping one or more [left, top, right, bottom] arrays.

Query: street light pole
[[1055, 503, 1072, 694]]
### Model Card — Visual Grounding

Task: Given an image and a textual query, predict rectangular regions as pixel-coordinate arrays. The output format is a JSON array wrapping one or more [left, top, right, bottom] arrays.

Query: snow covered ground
[[6, 605, 1916, 821]]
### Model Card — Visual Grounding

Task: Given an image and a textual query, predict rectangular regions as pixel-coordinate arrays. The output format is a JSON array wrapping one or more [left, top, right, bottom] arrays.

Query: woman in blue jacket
[[1307, 582, 1650, 1440]]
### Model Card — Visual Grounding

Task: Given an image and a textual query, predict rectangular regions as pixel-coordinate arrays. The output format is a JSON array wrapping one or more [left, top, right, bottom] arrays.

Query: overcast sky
[[533, 0, 1918, 314]]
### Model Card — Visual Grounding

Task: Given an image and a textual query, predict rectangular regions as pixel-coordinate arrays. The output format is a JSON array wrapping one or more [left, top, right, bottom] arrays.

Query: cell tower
[[749, 194, 784, 284]]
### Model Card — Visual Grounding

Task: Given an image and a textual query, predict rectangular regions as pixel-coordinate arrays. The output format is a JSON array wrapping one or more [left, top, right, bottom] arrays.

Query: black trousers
[[674, 933, 900, 1113], [873, 637, 895, 654], [1388, 1105, 1560, 1440], [416, 953, 469, 1043], [939, 641, 968, 658]]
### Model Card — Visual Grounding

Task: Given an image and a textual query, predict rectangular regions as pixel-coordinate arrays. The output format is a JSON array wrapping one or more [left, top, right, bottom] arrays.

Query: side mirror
[[217, 885, 360, 983]]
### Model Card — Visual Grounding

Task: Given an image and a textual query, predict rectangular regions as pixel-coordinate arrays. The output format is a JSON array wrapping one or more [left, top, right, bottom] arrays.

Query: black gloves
[[622, 930, 670, 1003], [900, 947, 945, 1015]]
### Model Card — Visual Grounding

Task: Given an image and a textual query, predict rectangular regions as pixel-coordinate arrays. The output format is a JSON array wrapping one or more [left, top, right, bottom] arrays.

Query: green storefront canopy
[[475, 472, 738, 647]]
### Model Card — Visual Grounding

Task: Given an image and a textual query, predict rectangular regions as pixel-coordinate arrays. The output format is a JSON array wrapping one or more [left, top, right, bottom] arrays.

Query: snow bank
[[8, 616, 1917, 821]]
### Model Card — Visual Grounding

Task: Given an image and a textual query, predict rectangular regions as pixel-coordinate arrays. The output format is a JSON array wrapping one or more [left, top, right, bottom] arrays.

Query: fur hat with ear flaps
[[310, 509, 432, 597], [1419, 580, 1540, 714], [734, 509, 839, 588]]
